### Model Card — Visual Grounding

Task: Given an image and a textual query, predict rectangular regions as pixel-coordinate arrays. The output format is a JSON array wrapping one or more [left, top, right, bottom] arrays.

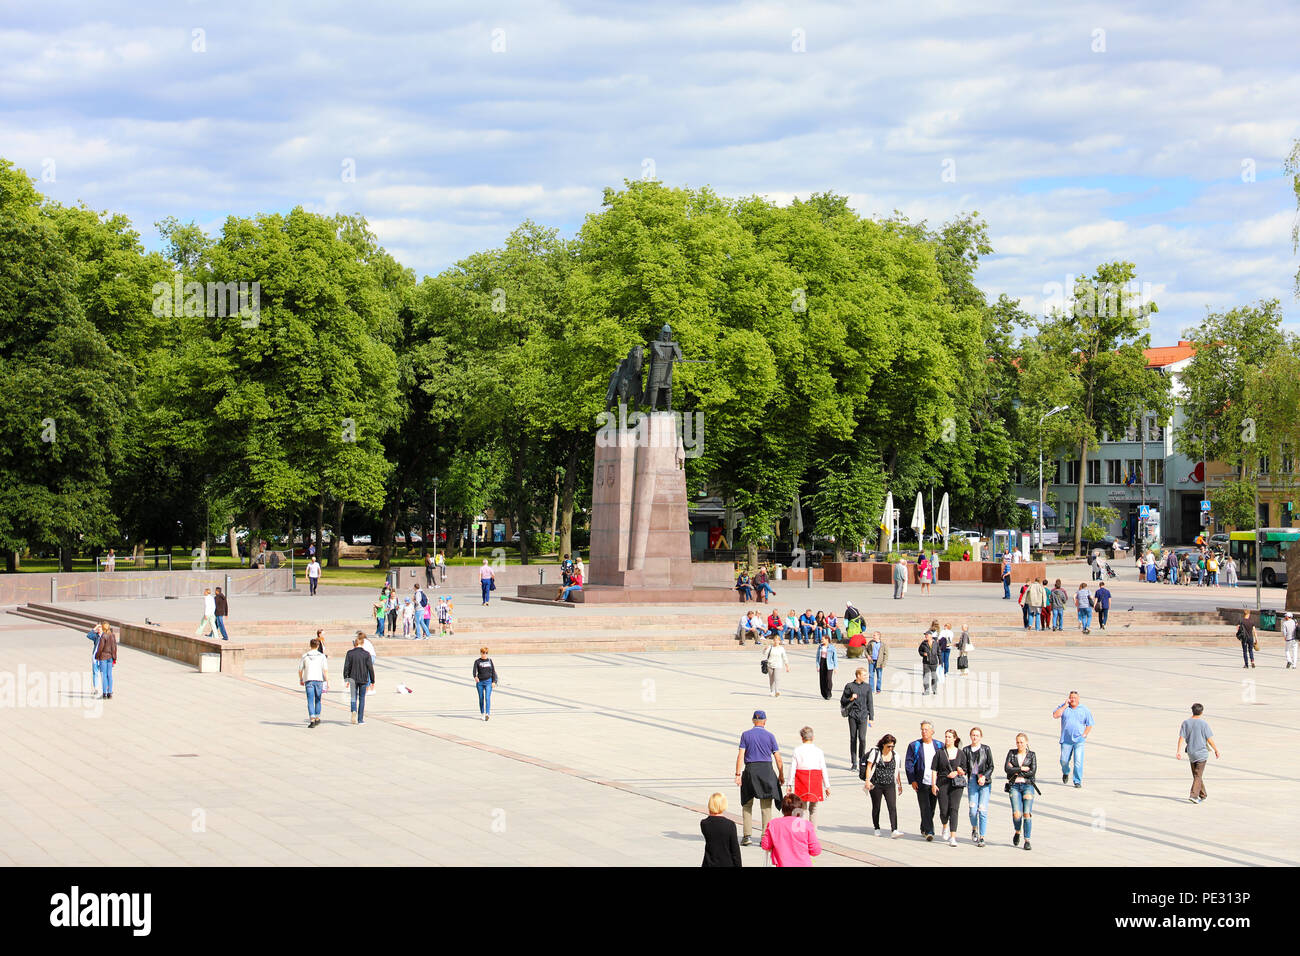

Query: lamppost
[[1039, 405, 1069, 550], [431, 477, 439, 557]]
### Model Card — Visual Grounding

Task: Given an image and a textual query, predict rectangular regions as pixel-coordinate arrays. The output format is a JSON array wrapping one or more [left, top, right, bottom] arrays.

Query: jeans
[[1241, 641, 1255, 664], [1051, 607, 1063, 630], [349, 680, 368, 721], [481, 579, 492, 604], [95, 659, 114, 694], [1003, 574, 1011, 599], [1060, 740, 1085, 784], [1009, 782, 1034, 838], [309, 576, 318, 595], [867, 661, 883, 692], [1021, 604, 1031, 628], [415, 613, 429, 638], [1097, 606, 1109, 628], [215, 616, 230, 640], [799, 624, 813, 644], [476, 679, 493, 715], [941, 648, 951, 673], [305, 680, 323, 718], [1032, 607, 1042, 630], [967, 781, 991, 836], [1169, 566, 1178, 584], [1077, 607, 1093, 630], [561, 585, 583, 601], [782, 626, 798, 642], [375, 616, 385, 636]]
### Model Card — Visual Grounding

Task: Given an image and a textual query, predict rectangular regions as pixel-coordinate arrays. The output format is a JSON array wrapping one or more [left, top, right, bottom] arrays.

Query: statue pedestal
[[515, 411, 735, 604]]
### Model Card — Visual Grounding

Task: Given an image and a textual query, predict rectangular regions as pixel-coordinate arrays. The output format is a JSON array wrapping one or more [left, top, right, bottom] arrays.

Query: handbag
[[957, 654, 969, 670], [760, 658, 769, 675], [489, 577, 496, 591]]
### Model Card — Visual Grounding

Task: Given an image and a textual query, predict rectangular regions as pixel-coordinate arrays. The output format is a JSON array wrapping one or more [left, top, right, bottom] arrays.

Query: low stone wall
[[982, 562, 1047, 584], [939, 562, 983, 581], [117, 622, 244, 676], [822, 562, 876, 583], [0, 568, 292, 605]]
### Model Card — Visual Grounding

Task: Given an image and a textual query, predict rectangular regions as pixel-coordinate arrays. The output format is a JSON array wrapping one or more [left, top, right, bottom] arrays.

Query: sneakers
[[1062, 774, 1068, 784], [891, 830, 904, 839], [1189, 796, 1200, 803], [740, 836, 751, 847], [948, 835, 958, 847], [485, 714, 490, 721], [940, 826, 950, 842], [873, 828, 880, 836], [977, 836, 985, 847], [925, 833, 933, 842], [1023, 840, 1032, 851], [351, 712, 357, 724], [1013, 832, 1020, 846], [1074, 782, 1082, 788], [971, 828, 979, 842]]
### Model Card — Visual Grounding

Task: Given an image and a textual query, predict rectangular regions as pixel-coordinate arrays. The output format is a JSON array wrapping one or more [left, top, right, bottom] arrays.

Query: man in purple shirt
[[734, 710, 784, 846]]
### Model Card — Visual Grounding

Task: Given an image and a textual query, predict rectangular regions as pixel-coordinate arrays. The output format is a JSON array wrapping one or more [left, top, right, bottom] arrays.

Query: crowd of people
[[1135, 545, 1238, 586], [366, 584, 456, 639], [1015, 578, 1112, 633]]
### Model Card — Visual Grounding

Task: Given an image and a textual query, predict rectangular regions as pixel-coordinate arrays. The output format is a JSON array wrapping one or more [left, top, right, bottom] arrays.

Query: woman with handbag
[[962, 727, 994, 846], [955, 625, 972, 675], [860, 734, 904, 837], [764, 635, 790, 697], [930, 729, 966, 846], [1005, 732, 1039, 850]]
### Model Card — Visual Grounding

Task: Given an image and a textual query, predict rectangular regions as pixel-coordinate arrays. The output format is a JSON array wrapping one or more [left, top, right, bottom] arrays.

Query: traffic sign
[[1200, 499, 1211, 513], [1030, 504, 1039, 518], [1138, 505, 1150, 519]]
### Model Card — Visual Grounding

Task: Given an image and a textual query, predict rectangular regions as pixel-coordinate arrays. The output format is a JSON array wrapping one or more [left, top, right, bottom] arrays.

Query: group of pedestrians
[[916, 621, 972, 693], [85, 621, 118, 699], [195, 587, 231, 641], [733, 566, 776, 602], [737, 606, 846, 644], [1141, 546, 1237, 586], [1017, 578, 1110, 633]]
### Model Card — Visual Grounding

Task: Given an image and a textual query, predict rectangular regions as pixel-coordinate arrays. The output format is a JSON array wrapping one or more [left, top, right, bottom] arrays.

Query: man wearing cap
[[1283, 611, 1298, 669], [734, 710, 784, 847]]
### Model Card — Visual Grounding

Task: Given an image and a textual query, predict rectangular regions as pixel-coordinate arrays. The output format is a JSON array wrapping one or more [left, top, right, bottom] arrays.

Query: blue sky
[[4, 0, 1298, 341]]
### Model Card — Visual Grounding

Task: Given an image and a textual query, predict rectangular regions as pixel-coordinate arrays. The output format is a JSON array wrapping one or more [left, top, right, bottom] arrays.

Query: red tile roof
[[1143, 341, 1196, 368]]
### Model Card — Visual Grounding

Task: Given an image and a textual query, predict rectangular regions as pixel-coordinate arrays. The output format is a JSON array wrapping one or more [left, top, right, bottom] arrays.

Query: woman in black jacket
[[930, 729, 966, 847], [961, 727, 994, 846], [1005, 732, 1039, 851], [700, 792, 742, 866]]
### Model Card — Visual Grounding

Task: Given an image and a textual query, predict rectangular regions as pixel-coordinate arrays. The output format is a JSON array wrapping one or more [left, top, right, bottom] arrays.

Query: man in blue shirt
[[1052, 691, 1094, 787], [1001, 554, 1013, 599], [1094, 583, 1112, 630], [734, 710, 784, 846]]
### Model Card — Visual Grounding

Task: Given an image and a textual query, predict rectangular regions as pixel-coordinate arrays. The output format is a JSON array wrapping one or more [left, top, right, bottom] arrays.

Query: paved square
[[2, 610, 1295, 866]]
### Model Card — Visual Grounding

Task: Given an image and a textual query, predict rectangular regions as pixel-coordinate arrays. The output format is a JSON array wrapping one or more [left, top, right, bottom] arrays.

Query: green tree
[[804, 454, 887, 561]]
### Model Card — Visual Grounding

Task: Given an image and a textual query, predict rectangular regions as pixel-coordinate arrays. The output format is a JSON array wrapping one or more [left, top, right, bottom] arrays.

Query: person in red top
[[766, 609, 783, 639], [761, 793, 822, 866]]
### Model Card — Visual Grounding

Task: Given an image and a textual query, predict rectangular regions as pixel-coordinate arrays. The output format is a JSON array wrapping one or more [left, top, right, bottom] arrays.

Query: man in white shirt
[[737, 610, 761, 644], [907, 721, 940, 840], [298, 638, 329, 727], [1283, 612, 1298, 669], [306, 557, 322, 595]]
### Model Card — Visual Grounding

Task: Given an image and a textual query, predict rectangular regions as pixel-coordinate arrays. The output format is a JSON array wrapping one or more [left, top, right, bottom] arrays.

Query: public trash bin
[[1259, 610, 1278, 631]]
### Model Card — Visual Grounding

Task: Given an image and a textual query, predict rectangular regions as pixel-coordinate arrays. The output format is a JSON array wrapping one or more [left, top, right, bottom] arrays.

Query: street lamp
[[431, 477, 439, 557], [1039, 405, 1069, 552]]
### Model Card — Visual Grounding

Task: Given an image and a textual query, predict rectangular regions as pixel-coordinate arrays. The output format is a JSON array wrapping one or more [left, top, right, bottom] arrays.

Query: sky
[[4, 0, 1298, 342]]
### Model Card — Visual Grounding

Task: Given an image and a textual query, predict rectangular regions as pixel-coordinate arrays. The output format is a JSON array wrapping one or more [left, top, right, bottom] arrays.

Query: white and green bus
[[1229, 528, 1299, 586]]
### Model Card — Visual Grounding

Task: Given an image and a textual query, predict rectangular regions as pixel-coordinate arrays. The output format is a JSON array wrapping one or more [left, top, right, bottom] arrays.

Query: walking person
[[1005, 732, 1040, 850], [306, 556, 322, 595], [386, 589, 398, 635], [343, 634, 375, 725], [1176, 703, 1220, 803], [905, 721, 940, 841], [473, 647, 498, 720], [840, 667, 875, 771], [479, 558, 496, 605], [931, 729, 966, 847], [893, 556, 907, 600], [86, 623, 103, 694], [412, 586, 430, 639], [735, 710, 784, 847], [1283, 611, 1298, 669], [1094, 580, 1112, 630], [865, 631, 888, 693], [1074, 582, 1094, 634], [1052, 690, 1094, 787], [955, 624, 972, 675], [1223, 554, 1239, 587], [298, 637, 329, 728], [700, 793, 742, 867], [196, 587, 217, 639], [760, 793, 822, 867], [764, 634, 790, 697], [861, 734, 904, 837], [372, 590, 387, 636], [1049, 580, 1068, 631], [919, 553, 933, 595], [1001, 552, 1013, 600], [815, 634, 838, 700], [918, 630, 940, 696], [790, 726, 830, 820], [93, 622, 118, 699], [962, 727, 994, 847], [1237, 611, 1257, 668], [1025, 577, 1046, 630], [213, 587, 231, 641], [424, 552, 435, 587], [938, 622, 954, 676]]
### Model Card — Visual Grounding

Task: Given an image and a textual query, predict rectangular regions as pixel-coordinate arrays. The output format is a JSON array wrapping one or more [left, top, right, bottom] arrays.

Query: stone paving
[[1, 606, 1296, 866]]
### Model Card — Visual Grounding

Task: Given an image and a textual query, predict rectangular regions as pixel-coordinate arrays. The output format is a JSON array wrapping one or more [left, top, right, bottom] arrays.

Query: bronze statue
[[643, 324, 684, 411], [604, 345, 644, 411]]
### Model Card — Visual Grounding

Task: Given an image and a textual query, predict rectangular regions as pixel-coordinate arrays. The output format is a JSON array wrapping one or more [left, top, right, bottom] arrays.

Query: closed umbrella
[[910, 492, 926, 543], [879, 492, 894, 550], [937, 493, 951, 548]]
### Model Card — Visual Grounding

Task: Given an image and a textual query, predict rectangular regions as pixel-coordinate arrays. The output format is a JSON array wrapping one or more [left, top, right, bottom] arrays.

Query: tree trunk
[[746, 539, 759, 570], [514, 440, 530, 565], [1073, 439, 1087, 557], [228, 525, 239, 559], [379, 505, 397, 570], [61, 537, 74, 572], [328, 498, 344, 568], [1287, 543, 1300, 612], [560, 442, 577, 559], [132, 540, 146, 568], [249, 506, 265, 563], [6, 550, 18, 572]]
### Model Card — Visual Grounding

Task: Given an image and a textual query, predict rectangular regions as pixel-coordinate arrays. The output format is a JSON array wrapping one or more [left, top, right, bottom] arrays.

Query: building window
[[1105, 460, 1123, 485], [1063, 460, 1080, 485], [1124, 460, 1145, 485], [1259, 455, 1271, 476], [1147, 460, 1164, 484], [1058, 502, 1075, 531], [1086, 459, 1101, 485]]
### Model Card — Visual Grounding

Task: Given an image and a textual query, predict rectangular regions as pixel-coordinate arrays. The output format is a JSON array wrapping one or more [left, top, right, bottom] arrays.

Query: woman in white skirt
[[1223, 555, 1239, 587], [764, 635, 791, 697]]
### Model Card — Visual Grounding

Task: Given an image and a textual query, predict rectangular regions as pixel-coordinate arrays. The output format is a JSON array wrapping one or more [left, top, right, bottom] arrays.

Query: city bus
[[1228, 528, 1299, 586]]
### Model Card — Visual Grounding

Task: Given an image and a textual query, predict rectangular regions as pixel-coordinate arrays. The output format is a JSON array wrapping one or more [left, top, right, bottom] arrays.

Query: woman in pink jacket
[[760, 793, 822, 866]]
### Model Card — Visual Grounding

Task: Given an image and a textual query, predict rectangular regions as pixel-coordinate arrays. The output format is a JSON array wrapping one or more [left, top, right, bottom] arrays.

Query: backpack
[[419, 591, 428, 608]]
